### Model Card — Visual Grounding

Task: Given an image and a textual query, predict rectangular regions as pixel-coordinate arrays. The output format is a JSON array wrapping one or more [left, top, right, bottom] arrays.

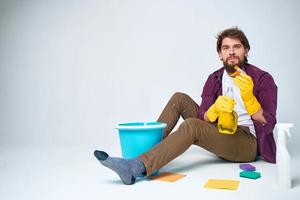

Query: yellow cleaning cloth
[[204, 179, 240, 190], [150, 172, 186, 182]]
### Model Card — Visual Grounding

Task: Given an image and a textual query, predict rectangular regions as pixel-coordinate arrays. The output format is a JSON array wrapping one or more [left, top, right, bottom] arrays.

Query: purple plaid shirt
[[198, 64, 277, 163]]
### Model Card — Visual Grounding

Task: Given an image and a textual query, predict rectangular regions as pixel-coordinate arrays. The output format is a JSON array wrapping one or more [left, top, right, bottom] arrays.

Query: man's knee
[[171, 92, 190, 101]]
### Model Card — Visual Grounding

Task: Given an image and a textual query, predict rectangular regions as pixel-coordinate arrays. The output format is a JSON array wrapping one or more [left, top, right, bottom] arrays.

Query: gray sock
[[94, 150, 146, 185]]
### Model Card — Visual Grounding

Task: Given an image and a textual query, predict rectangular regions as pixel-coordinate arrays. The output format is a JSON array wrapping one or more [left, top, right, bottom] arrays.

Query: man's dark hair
[[216, 27, 250, 62]]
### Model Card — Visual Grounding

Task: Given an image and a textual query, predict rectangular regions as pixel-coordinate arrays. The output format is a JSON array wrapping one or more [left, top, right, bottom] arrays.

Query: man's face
[[218, 37, 249, 73]]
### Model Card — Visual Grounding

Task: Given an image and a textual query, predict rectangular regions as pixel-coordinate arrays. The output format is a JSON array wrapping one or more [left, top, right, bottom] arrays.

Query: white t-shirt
[[222, 70, 256, 136]]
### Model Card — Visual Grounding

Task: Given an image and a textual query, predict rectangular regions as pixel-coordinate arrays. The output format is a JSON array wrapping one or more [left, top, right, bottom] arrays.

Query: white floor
[[1, 145, 300, 200]]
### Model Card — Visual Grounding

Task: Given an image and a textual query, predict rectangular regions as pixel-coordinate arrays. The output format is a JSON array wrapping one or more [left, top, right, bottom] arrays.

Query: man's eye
[[234, 45, 242, 49]]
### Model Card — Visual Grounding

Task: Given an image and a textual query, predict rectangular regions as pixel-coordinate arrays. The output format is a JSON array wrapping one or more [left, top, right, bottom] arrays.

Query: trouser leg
[[140, 118, 257, 176], [157, 92, 199, 138]]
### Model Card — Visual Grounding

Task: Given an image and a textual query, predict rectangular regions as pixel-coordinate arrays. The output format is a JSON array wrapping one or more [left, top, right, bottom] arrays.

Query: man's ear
[[218, 52, 223, 61], [245, 49, 249, 57]]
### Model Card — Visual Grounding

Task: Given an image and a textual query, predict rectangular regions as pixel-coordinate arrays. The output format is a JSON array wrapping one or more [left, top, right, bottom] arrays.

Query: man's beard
[[223, 57, 246, 74]]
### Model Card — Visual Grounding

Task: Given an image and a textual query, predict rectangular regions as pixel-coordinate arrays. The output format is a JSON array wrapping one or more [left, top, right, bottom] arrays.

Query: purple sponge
[[239, 163, 256, 171]]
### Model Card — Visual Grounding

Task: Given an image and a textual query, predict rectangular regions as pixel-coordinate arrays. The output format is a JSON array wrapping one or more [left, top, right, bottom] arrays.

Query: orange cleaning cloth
[[150, 172, 187, 182]]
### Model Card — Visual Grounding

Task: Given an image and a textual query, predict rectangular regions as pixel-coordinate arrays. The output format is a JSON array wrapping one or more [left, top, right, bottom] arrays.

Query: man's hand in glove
[[205, 96, 236, 122], [233, 71, 261, 115]]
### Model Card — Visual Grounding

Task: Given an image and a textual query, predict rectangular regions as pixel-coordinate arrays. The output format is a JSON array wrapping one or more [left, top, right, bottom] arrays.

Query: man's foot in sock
[[94, 150, 146, 185]]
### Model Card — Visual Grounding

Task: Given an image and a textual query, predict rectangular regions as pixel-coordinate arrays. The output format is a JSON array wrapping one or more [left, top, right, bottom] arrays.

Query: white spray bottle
[[275, 123, 293, 189]]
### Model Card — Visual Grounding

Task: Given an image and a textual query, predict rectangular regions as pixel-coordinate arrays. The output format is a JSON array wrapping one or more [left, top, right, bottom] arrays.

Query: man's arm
[[251, 72, 277, 163], [252, 72, 277, 129], [234, 70, 277, 129]]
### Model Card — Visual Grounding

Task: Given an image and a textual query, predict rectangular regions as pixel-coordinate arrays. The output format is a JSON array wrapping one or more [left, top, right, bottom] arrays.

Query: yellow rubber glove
[[233, 71, 261, 115], [206, 96, 236, 122]]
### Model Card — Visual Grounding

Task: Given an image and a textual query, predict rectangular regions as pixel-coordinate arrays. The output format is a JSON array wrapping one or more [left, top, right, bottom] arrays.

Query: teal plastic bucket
[[116, 122, 166, 159]]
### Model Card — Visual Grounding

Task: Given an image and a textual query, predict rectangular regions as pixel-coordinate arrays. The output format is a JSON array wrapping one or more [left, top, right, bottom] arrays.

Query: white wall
[[0, 0, 299, 153]]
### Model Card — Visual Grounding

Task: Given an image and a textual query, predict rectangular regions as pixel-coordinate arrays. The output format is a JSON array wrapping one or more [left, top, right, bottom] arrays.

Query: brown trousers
[[140, 92, 257, 175]]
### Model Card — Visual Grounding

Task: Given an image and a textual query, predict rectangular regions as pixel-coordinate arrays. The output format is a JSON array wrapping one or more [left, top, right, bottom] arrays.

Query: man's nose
[[229, 47, 235, 55]]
